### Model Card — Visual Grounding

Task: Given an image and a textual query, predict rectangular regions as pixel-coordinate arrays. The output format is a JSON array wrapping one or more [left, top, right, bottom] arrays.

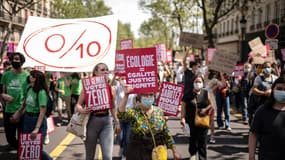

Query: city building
[[216, 0, 285, 63], [0, 0, 51, 54]]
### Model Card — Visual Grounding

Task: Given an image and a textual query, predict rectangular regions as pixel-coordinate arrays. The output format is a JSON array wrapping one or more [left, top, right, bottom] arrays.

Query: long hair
[[71, 72, 80, 80], [30, 70, 48, 93]]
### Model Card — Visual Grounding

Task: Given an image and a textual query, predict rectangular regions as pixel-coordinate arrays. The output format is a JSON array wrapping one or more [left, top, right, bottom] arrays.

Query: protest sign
[[82, 76, 112, 111], [18, 133, 42, 160], [120, 39, 133, 50], [281, 48, 285, 61], [248, 37, 267, 57], [155, 44, 167, 62], [123, 48, 158, 93], [156, 82, 184, 116], [207, 48, 216, 62], [34, 66, 46, 73], [166, 50, 172, 63], [179, 32, 204, 48], [208, 49, 239, 75], [47, 116, 55, 134], [233, 63, 244, 77], [115, 50, 126, 76], [17, 15, 118, 72]]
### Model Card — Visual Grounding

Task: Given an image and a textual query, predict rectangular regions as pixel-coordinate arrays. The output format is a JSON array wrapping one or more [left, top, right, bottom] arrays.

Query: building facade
[[216, 0, 284, 63], [0, 0, 51, 52]]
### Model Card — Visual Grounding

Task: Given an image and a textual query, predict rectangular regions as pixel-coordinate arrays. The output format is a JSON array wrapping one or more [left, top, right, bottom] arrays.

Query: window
[[251, 9, 255, 25], [274, 1, 280, 20], [257, 8, 262, 24], [231, 18, 234, 33]]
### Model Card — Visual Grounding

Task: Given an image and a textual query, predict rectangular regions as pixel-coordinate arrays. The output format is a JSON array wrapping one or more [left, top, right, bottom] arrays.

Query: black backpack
[[27, 86, 53, 117]]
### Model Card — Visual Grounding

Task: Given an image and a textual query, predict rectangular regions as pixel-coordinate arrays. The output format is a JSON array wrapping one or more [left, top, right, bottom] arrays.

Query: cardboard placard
[[18, 133, 42, 160], [82, 76, 112, 111], [156, 82, 184, 116], [123, 48, 158, 93], [207, 49, 239, 75], [248, 37, 267, 57], [179, 32, 204, 48]]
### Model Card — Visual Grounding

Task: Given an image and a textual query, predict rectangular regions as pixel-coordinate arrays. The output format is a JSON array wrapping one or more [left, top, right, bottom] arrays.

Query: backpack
[[27, 86, 53, 117]]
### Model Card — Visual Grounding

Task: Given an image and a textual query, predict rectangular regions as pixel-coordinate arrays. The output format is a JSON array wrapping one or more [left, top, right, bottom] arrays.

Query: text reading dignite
[[126, 55, 155, 67]]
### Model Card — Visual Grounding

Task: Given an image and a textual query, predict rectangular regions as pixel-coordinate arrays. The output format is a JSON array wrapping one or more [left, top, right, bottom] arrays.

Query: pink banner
[[207, 48, 216, 62], [166, 50, 172, 63], [18, 133, 42, 160], [233, 63, 244, 77], [123, 48, 158, 93], [120, 39, 133, 50], [82, 76, 112, 111], [155, 44, 167, 62], [156, 82, 184, 116]]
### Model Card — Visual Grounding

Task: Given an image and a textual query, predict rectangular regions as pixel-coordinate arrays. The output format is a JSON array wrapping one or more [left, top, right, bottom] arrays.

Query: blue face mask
[[274, 90, 285, 103], [141, 97, 155, 108], [263, 68, 271, 74]]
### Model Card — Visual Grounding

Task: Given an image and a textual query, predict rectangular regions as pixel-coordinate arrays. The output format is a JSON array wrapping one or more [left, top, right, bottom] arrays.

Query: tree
[[197, 0, 239, 47], [138, 0, 197, 49], [116, 21, 135, 49], [0, 0, 40, 61]]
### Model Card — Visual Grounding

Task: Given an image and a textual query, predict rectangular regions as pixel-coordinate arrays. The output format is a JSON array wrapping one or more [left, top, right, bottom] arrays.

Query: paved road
[[0, 111, 250, 160]]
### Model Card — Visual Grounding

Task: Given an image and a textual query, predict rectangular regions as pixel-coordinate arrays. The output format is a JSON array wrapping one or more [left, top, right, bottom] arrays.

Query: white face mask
[[194, 82, 203, 90]]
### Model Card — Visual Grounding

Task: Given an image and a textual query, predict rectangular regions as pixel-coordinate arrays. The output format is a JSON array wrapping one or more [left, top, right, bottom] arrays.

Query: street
[[0, 112, 250, 160]]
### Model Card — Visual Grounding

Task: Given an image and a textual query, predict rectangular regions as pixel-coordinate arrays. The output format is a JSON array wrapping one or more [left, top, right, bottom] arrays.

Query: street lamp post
[[240, 15, 247, 63]]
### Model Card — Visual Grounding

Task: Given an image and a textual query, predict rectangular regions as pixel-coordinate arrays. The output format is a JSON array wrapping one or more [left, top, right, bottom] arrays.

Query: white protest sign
[[248, 37, 267, 57], [17, 15, 118, 72], [18, 133, 42, 160]]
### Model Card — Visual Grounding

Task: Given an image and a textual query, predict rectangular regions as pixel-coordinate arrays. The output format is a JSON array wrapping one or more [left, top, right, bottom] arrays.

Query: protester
[[118, 88, 180, 160], [174, 62, 184, 85], [215, 72, 232, 131], [114, 76, 136, 159], [1, 52, 29, 149], [55, 72, 72, 125], [182, 52, 199, 94], [70, 72, 82, 115], [11, 70, 52, 160], [248, 61, 278, 124], [248, 74, 285, 160], [181, 74, 212, 160], [157, 60, 171, 84], [76, 63, 120, 160]]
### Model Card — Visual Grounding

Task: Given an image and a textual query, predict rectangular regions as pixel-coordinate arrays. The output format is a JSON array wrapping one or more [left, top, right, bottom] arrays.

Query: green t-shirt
[[57, 77, 71, 97], [1, 70, 29, 113], [25, 88, 47, 113], [70, 78, 82, 95]]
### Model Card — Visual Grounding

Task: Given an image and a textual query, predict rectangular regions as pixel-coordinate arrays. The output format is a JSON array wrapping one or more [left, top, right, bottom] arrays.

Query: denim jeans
[[119, 121, 131, 156], [22, 114, 52, 160], [216, 92, 231, 128], [84, 115, 113, 160], [3, 112, 21, 148], [240, 95, 249, 121]]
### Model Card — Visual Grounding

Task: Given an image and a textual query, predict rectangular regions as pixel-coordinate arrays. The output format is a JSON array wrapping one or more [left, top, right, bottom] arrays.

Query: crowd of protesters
[[0, 51, 284, 160]]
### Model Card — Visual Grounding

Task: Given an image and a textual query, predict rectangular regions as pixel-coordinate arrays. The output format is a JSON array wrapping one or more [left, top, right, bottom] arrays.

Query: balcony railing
[[272, 18, 280, 24], [263, 21, 270, 26], [250, 25, 255, 31], [256, 23, 262, 29]]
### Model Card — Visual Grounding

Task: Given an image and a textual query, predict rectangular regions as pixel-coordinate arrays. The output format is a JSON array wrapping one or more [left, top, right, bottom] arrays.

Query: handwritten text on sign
[[122, 48, 158, 93], [17, 16, 118, 72], [18, 133, 42, 160], [157, 82, 184, 116], [82, 76, 111, 111]]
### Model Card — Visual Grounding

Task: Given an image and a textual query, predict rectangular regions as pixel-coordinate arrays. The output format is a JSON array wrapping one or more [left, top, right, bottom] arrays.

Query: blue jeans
[[240, 95, 249, 121], [216, 93, 231, 128], [84, 115, 113, 160], [22, 114, 52, 160], [119, 121, 131, 156]]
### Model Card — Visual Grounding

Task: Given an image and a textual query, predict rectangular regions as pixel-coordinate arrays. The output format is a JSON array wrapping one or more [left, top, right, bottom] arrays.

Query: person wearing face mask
[[181, 75, 212, 160], [118, 89, 181, 160], [248, 61, 278, 124], [0, 52, 29, 150], [248, 74, 285, 160]]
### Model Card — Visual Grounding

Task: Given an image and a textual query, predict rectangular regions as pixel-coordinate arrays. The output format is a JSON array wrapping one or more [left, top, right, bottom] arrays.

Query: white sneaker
[[121, 155, 126, 160], [44, 135, 50, 145], [226, 127, 232, 131], [190, 154, 197, 160]]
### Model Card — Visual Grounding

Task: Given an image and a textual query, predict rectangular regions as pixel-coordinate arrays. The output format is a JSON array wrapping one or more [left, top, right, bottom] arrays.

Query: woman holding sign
[[118, 88, 181, 160], [76, 63, 120, 160], [12, 70, 52, 160]]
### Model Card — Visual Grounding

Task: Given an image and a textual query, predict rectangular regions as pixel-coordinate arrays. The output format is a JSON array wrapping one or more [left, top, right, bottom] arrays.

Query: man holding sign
[[76, 63, 120, 160]]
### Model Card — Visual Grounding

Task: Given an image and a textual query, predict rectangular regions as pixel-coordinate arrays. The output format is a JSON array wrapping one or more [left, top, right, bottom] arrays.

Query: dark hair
[[8, 52, 25, 64], [71, 72, 80, 80], [189, 61, 198, 68], [3, 61, 11, 67], [265, 71, 285, 107], [92, 63, 108, 76], [30, 70, 48, 93]]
